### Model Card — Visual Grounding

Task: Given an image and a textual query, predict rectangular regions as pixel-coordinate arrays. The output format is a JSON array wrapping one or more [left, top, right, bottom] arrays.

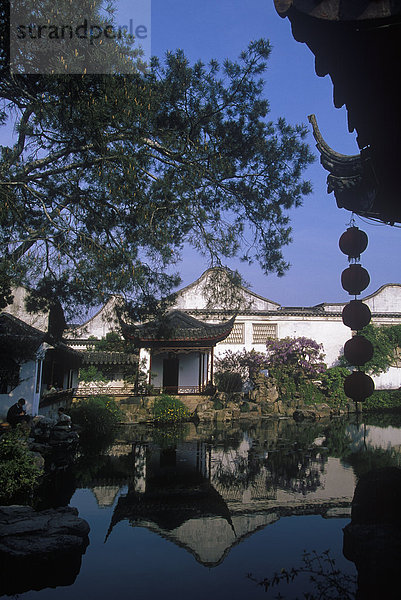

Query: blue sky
[[141, 0, 399, 307]]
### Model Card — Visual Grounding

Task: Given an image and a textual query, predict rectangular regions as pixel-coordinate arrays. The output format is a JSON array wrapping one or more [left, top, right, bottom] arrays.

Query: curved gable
[[172, 269, 280, 311], [361, 284, 401, 313], [67, 296, 123, 340]]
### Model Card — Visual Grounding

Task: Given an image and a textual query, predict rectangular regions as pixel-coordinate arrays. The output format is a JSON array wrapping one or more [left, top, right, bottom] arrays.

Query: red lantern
[[342, 300, 371, 330], [344, 371, 374, 401], [344, 335, 374, 365], [341, 264, 370, 295], [339, 227, 368, 259]]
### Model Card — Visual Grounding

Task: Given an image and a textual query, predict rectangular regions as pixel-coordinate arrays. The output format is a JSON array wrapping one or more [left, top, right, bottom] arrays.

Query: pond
[[5, 411, 401, 599]]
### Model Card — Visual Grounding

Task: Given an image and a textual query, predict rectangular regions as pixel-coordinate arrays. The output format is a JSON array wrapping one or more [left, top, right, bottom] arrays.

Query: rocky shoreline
[[0, 505, 90, 595]]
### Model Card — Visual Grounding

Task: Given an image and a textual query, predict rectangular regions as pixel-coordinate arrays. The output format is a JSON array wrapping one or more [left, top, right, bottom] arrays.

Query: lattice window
[[224, 323, 245, 344], [252, 323, 277, 344]]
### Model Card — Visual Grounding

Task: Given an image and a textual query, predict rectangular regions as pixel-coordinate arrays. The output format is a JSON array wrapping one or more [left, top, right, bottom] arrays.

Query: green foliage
[[319, 367, 350, 408], [298, 380, 325, 405], [215, 371, 243, 394], [364, 389, 401, 411], [69, 395, 123, 440], [213, 398, 224, 410], [0, 28, 313, 317], [0, 429, 42, 504], [152, 394, 190, 424], [340, 323, 401, 375], [95, 332, 131, 352], [79, 364, 109, 383]]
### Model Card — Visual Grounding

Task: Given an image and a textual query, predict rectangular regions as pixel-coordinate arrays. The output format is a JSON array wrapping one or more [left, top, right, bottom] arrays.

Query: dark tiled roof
[[122, 310, 235, 347], [0, 312, 82, 363]]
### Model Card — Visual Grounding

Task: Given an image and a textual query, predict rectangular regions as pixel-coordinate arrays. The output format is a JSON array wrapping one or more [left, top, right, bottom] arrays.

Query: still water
[[7, 412, 401, 599]]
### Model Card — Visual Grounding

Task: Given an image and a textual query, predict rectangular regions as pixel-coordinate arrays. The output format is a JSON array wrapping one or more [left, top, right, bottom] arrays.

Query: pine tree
[[1, 4, 314, 318]]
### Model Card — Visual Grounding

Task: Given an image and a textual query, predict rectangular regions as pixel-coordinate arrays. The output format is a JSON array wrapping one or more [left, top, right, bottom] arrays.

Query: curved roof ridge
[[173, 268, 281, 308], [320, 283, 401, 307]]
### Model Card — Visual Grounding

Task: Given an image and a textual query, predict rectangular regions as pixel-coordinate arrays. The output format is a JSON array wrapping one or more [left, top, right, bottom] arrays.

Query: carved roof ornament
[[274, 1, 401, 225], [308, 114, 379, 219]]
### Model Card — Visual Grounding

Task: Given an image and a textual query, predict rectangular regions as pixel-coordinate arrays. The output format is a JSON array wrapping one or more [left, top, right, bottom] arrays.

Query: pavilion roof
[[121, 310, 236, 348]]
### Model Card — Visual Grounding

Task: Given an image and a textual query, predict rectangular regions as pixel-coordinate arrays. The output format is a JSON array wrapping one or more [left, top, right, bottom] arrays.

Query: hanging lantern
[[341, 264, 370, 295], [344, 371, 374, 401], [339, 226, 368, 259], [342, 300, 371, 330], [344, 335, 374, 365]]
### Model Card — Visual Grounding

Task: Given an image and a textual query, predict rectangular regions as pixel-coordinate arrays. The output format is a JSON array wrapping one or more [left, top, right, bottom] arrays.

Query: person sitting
[[54, 407, 72, 430], [43, 383, 57, 396], [6, 398, 31, 428]]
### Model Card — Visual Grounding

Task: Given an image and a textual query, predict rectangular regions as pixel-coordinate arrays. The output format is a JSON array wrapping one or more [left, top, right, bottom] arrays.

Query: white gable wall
[[68, 296, 123, 342], [172, 270, 280, 311], [4, 287, 49, 331]]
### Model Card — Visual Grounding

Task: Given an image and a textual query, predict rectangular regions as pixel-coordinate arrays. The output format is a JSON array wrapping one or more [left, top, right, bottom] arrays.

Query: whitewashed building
[[0, 289, 81, 419], [66, 269, 401, 393]]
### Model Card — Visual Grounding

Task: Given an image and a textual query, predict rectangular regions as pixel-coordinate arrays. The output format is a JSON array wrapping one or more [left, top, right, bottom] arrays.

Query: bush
[[69, 395, 123, 439], [319, 366, 350, 408], [78, 365, 109, 383], [153, 394, 190, 423], [364, 389, 401, 411], [0, 429, 42, 504], [215, 371, 243, 394]]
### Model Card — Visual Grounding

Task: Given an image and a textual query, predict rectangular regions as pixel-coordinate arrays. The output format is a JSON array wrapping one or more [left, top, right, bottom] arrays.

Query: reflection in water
[[99, 418, 361, 567], [11, 412, 401, 597], [0, 546, 87, 597]]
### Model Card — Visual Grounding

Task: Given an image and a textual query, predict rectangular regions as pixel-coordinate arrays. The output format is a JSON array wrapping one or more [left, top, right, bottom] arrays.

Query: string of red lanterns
[[339, 225, 375, 406]]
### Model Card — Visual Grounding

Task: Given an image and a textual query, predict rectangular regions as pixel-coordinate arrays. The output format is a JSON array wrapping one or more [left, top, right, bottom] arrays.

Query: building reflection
[[100, 422, 356, 566]]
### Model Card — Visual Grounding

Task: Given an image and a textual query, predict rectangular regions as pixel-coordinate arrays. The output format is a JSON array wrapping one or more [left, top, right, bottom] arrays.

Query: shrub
[[69, 395, 123, 439], [0, 429, 42, 504], [152, 394, 190, 424], [319, 366, 350, 408], [215, 371, 243, 393], [364, 389, 401, 411], [79, 365, 109, 383]]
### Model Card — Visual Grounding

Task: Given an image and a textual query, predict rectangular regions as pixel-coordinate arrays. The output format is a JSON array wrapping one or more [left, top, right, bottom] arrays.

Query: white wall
[[179, 354, 199, 387], [68, 296, 123, 341], [215, 316, 350, 368], [4, 287, 49, 331], [0, 360, 37, 419], [150, 355, 163, 388], [373, 367, 401, 390]]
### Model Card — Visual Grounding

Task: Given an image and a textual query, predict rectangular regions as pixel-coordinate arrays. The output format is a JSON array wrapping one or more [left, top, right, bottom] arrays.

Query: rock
[[293, 409, 316, 422], [0, 505, 90, 595], [0, 505, 90, 558], [324, 507, 351, 519]]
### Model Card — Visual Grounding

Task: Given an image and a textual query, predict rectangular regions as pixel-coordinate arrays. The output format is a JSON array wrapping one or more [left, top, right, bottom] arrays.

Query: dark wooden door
[[163, 358, 179, 393]]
